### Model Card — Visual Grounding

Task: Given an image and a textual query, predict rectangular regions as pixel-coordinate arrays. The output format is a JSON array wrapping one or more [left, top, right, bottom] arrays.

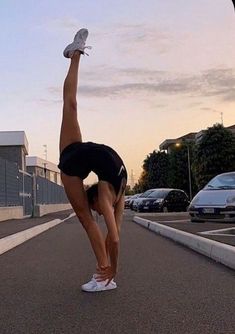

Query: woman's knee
[[63, 98, 77, 112]]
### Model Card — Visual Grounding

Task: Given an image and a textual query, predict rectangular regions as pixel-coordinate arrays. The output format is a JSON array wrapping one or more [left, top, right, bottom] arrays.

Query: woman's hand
[[96, 266, 117, 286]]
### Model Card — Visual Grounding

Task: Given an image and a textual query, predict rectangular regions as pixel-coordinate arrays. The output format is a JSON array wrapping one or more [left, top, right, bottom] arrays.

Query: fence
[[0, 158, 20, 207], [0, 157, 68, 217], [36, 176, 68, 204]]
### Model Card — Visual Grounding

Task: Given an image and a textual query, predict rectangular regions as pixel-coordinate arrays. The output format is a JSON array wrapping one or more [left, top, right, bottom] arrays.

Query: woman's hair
[[86, 183, 98, 205]]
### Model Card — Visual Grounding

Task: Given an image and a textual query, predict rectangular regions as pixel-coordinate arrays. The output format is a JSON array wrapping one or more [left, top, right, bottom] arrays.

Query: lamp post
[[175, 142, 192, 201]]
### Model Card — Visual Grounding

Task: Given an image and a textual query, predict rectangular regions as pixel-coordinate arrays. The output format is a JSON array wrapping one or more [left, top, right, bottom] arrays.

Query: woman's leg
[[60, 51, 109, 269], [59, 51, 83, 153], [61, 173, 109, 269]]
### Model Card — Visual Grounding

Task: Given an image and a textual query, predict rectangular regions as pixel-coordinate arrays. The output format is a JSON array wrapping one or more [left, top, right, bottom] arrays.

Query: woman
[[58, 28, 127, 292]]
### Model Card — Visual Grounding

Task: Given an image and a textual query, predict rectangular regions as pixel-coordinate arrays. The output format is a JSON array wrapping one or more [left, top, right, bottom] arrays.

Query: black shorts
[[58, 141, 127, 195]]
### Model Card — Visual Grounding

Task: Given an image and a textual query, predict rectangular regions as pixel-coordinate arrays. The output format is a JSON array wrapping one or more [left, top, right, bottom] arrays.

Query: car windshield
[[140, 190, 155, 197], [147, 190, 169, 198], [132, 194, 139, 198], [205, 173, 235, 190]]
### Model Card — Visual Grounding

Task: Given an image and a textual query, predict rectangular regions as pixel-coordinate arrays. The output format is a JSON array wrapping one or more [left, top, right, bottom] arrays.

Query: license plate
[[203, 208, 215, 214], [143, 206, 149, 209]]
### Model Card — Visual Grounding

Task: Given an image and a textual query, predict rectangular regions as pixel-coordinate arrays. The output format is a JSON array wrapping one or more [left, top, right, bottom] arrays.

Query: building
[[26, 156, 61, 185], [0, 131, 61, 185], [159, 132, 197, 154], [159, 125, 235, 153], [0, 131, 29, 170]]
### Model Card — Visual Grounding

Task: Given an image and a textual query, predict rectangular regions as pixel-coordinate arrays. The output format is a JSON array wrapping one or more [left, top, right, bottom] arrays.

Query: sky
[[0, 0, 235, 185]]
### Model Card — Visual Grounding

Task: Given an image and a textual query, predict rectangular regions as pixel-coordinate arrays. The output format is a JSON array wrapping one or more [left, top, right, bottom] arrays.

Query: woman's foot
[[81, 274, 117, 292], [63, 28, 91, 58]]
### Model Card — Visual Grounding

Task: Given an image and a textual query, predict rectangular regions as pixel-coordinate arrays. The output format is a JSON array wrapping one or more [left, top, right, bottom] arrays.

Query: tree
[[168, 143, 197, 197], [125, 185, 134, 195], [192, 124, 235, 189], [136, 151, 169, 191]]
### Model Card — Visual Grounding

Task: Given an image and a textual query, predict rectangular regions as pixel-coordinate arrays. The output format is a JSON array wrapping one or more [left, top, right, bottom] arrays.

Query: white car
[[189, 172, 235, 223]]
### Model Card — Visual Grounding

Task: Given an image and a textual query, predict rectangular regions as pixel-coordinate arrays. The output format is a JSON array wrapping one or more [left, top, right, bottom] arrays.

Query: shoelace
[[83, 45, 92, 56]]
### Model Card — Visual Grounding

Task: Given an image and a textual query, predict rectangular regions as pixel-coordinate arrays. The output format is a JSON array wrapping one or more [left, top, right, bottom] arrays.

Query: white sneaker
[[63, 28, 91, 58], [81, 275, 117, 292]]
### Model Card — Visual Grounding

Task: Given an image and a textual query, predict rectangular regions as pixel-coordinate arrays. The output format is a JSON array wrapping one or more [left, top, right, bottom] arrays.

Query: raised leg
[[59, 51, 83, 153]]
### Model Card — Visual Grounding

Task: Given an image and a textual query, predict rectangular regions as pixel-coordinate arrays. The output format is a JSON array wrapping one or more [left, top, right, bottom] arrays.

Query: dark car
[[137, 188, 189, 213], [124, 196, 132, 209], [132, 189, 159, 211], [129, 193, 142, 210]]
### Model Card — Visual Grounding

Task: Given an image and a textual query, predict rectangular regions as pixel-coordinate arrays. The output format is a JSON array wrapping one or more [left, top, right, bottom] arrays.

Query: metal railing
[[0, 157, 68, 210], [0, 157, 20, 206]]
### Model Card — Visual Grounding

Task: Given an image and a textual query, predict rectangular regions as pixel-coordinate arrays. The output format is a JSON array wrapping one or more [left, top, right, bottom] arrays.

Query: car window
[[176, 191, 187, 200], [140, 190, 153, 197], [148, 190, 169, 198], [205, 173, 235, 189], [166, 191, 174, 199]]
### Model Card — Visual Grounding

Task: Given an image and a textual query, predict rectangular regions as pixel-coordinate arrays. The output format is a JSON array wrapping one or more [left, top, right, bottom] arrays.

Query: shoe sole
[[81, 284, 117, 293]]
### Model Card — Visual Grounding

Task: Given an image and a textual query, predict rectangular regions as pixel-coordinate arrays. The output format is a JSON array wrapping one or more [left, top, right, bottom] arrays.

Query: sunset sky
[[0, 0, 235, 185]]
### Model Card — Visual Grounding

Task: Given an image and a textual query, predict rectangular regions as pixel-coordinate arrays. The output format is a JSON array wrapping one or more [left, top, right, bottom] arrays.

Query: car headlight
[[153, 198, 164, 204], [188, 205, 195, 210], [226, 196, 235, 204]]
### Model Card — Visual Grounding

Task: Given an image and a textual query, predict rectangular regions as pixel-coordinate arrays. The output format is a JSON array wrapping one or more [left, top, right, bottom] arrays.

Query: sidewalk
[[0, 210, 73, 239]]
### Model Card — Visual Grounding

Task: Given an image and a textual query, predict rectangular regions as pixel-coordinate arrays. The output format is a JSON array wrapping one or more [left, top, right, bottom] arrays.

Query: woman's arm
[[97, 182, 120, 282]]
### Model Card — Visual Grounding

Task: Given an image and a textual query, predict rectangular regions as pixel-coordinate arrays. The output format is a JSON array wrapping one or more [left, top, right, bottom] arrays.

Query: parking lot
[[0, 209, 235, 333], [133, 211, 235, 247]]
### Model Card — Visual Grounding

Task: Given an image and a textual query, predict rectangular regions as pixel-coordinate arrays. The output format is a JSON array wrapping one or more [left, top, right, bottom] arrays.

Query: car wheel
[[162, 206, 168, 213]]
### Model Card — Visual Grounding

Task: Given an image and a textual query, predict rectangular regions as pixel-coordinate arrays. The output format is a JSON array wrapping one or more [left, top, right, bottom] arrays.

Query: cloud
[[35, 17, 80, 31], [47, 66, 235, 102], [38, 98, 62, 105]]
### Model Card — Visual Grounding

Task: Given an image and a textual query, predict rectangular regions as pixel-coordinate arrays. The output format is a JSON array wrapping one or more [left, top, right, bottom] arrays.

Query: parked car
[[129, 193, 142, 210], [124, 195, 132, 209], [188, 172, 235, 223], [132, 189, 163, 211], [136, 188, 189, 212]]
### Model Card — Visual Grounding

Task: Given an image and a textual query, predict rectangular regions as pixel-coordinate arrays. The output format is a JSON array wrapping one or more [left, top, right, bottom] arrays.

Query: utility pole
[[43, 144, 48, 161], [130, 169, 135, 190], [43, 145, 47, 178], [220, 112, 224, 125]]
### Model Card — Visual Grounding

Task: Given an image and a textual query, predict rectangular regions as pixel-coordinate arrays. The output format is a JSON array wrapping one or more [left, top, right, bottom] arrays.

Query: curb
[[133, 216, 235, 271], [0, 213, 75, 256]]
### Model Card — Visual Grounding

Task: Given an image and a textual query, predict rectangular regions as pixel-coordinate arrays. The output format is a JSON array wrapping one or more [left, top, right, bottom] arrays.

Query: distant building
[[0, 131, 29, 170], [26, 156, 61, 185], [159, 125, 235, 153], [159, 132, 197, 154], [0, 131, 61, 185]]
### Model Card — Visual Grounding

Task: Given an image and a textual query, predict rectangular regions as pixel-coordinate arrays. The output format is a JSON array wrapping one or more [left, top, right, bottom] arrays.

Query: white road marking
[[200, 227, 235, 237], [155, 219, 190, 223], [0, 213, 76, 256]]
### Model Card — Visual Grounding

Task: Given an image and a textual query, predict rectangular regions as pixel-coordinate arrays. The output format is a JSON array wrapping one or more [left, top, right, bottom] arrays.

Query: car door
[[175, 191, 188, 211], [165, 191, 174, 211]]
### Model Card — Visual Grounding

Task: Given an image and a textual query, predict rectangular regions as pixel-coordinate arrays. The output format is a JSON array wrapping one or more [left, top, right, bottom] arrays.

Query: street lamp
[[175, 142, 192, 201]]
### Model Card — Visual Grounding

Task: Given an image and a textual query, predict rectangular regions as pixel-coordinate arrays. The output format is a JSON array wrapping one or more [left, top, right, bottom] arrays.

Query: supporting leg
[[61, 173, 109, 269]]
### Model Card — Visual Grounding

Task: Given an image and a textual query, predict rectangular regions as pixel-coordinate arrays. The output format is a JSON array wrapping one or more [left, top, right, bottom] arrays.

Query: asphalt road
[[0, 210, 234, 334]]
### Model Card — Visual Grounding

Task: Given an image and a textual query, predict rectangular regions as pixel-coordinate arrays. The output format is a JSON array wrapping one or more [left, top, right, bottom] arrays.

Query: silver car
[[189, 171, 235, 223]]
